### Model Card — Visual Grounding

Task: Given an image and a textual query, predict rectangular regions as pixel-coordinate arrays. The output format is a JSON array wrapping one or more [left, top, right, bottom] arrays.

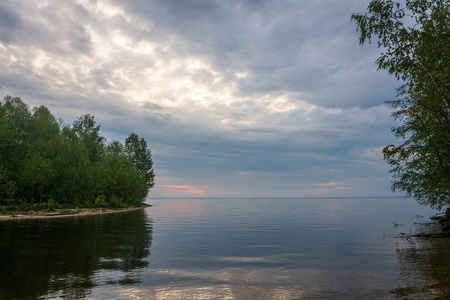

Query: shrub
[[30, 203, 42, 211], [95, 195, 106, 207], [47, 198, 56, 210]]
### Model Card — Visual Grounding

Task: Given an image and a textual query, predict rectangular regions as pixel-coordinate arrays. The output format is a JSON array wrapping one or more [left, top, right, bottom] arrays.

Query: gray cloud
[[0, 0, 401, 197], [114, 0, 397, 108], [0, 1, 21, 44]]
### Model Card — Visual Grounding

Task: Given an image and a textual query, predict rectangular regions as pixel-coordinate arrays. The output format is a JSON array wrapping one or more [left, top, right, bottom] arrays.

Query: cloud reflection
[[96, 262, 395, 299]]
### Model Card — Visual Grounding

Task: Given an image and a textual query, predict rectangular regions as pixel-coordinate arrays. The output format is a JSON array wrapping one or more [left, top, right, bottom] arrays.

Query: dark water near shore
[[1, 197, 450, 299]]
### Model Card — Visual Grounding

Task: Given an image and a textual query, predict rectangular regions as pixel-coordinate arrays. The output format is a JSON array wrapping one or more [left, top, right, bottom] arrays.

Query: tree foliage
[[0, 96, 155, 208], [125, 133, 155, 190], [352, 0, 450, 209]]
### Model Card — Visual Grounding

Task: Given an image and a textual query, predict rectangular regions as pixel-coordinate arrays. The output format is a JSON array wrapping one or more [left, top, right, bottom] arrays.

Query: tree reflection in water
[[392, 223, 450, 299], [0, 209, 152, 299]]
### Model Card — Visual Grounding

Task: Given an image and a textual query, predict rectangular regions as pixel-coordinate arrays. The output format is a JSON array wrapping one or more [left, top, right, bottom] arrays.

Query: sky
[[0, 0, 404, 198]]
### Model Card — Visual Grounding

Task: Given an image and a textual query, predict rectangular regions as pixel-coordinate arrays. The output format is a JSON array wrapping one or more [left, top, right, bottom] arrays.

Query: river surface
[[1, 197, 450, 299]]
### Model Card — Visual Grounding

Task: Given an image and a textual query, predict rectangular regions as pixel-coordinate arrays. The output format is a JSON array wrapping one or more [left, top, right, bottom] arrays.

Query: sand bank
[[0, 204, 151, 221]]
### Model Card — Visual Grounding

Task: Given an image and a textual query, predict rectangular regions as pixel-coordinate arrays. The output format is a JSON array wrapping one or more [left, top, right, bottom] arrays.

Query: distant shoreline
[[0, 204, 151, 221]]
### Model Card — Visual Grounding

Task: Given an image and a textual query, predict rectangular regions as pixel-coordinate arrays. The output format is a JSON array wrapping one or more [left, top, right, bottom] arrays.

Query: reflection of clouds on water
[[135, 198, 434, 299], [96, 263, 397, 299], [216, 253, 306, 264], [6, 198, 445, 299], [157, 199, 206, 220], [94, 251, 401, 299], [98, 266, 307, 299], [140, 285, 305, 300]]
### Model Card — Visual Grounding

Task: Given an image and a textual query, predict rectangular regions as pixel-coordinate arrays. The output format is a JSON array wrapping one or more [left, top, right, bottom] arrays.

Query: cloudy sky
[[0, 0, 403, 198]]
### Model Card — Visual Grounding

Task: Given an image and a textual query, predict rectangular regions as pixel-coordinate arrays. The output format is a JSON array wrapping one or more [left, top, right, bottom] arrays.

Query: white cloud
[[0, 0, 401, 197]]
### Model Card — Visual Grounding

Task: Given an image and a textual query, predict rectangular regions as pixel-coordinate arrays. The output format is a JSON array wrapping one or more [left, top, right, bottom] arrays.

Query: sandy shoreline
[[0, 204, 152, 221]]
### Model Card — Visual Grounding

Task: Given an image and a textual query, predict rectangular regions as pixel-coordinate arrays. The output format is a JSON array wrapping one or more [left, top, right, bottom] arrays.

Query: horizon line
[[147, 195, 406, 200]]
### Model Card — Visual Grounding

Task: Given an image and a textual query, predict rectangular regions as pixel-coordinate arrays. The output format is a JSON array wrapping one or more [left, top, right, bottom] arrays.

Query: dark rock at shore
[[437, 208, 450, 232], [442, 225, 450, 232]]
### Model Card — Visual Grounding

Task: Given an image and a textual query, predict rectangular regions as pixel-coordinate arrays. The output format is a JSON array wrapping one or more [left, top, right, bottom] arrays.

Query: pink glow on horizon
[[314, 181, 349, 187], [158, 185, 207, 195]]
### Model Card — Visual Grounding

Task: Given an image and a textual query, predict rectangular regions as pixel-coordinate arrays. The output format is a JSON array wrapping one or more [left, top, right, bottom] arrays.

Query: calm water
[[1, 197, 450, 299]]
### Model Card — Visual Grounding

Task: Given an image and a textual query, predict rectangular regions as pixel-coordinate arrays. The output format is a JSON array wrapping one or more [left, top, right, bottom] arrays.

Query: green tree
[[53, 125, 93, 205], [20, 106, 61, 203], [71, 114, 106, 204], [0, 166, 11, 205], [103, 141, 148, 205], [72, 114, 105, 163], [125, 133, 155, 192], [0, 96, 31, 182], [352, 0, 450, 209]]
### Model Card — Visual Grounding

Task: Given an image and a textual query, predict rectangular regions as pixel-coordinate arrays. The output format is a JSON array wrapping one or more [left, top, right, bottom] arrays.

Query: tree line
[[0, 95, 155, 210]]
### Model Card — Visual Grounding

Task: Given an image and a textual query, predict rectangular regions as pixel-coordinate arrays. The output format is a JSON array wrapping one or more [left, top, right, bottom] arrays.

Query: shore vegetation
[[0, 96, 155, 214], [352, 0, 449, 209]]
